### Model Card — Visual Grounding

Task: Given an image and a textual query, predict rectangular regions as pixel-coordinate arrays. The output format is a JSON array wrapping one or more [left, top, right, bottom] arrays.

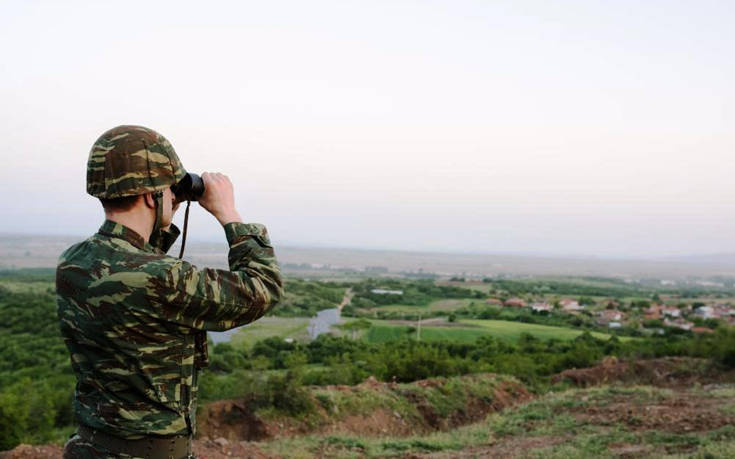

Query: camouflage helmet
[[86, 125, 187, 198]]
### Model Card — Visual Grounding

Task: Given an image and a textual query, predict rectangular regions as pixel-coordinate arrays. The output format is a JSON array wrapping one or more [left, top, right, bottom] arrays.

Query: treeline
[[483, 278, 650, 299], [202, 326, 735, 398], [268, 279, 345, 317], [348, 279, 484, 310], [483, 277, 735, 299]]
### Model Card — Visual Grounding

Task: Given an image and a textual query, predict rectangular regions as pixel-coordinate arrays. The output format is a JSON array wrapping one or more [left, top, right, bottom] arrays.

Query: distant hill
[[2, 234, 735, 280]]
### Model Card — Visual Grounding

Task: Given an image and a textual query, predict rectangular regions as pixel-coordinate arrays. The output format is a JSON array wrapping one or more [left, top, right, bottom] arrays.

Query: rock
[[214, 437, 229, 447]]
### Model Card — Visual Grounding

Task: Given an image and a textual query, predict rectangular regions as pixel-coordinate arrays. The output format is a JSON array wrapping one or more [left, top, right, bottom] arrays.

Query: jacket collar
[[97, 219, 154, 252]]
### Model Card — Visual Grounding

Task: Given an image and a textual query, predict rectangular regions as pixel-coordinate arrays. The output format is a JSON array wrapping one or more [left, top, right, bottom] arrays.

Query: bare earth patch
[[552, 356, 734, 388], [572, 392, 733, 434]]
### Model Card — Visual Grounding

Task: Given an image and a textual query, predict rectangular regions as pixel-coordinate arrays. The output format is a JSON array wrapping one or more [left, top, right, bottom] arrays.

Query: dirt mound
[[197, 399, 270, 441], [0, 445, 62, 459], [552, 356, 732, 387], [323, 375, 530, 437], [0, 440, 271, 459], [198, 373, 531, 443]]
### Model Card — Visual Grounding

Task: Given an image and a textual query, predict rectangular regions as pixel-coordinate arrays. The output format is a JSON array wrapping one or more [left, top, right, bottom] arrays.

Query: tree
[[340, 319, 372, 340]]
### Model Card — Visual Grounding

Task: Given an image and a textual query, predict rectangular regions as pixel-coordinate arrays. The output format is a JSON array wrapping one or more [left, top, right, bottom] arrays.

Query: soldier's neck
[[105, 208, 154, 242]]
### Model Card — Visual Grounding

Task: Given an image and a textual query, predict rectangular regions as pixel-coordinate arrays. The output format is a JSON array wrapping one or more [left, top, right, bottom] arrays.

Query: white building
[[694, 306, 715, 319]]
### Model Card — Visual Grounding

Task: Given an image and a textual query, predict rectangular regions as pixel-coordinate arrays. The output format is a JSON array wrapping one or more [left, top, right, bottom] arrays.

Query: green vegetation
[[203, 325, 735, 393], [1, 268, 734, 452], [270, 278, 345, 317], [258, 383, 735, 458], [462, 319, 618, 341], [0, 272, 74, 450], [229, 317, 311, 348], [362, 319, 617, 344], [348, 279, 483, 312]]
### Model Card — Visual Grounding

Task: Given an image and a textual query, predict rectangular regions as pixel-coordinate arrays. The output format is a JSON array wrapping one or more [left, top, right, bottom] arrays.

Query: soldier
[[56, 125, 283, 458]]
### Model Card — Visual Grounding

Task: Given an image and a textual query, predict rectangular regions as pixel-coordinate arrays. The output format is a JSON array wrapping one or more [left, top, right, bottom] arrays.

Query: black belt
[[77, 424, 193, 459]]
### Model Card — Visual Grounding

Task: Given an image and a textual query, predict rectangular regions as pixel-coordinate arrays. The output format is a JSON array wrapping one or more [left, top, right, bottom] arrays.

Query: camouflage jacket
[[56, 220, 283, 439]]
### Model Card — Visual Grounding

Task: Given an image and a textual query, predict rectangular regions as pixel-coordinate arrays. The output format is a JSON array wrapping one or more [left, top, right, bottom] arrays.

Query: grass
[[462, 319, 618, 342], [361, 319, 620, 344], [229, 317, 312, 348], [364, 324, 487, 343], [371, 298, 478, 313], [256, 384, 735, 458]]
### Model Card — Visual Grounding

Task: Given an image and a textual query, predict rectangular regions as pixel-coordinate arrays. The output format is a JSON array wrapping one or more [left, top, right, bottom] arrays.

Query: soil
[[197, 399, 270, 442], [0, 445, 63, 459], [552, 356, 734, 387], [198, 374, 532, 442], [417, 384, 735, 459], [572, 391, 733, 434], [0, 440, 273, 459]]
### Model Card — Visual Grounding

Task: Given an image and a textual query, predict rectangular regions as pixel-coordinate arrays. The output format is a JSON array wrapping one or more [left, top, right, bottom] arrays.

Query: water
[[209, 327, 244, 344], [308, 308, 341, 339]]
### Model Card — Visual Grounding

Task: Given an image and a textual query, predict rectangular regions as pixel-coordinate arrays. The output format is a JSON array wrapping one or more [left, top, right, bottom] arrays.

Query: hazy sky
[[1, 0, 734, 257]]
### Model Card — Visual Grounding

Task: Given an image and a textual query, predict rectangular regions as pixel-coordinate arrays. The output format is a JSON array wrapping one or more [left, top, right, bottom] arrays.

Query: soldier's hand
[[198, 172, 243, 225]]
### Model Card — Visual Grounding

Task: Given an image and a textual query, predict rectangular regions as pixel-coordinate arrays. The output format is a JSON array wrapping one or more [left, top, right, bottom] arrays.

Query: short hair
[[99, 195, 141, 212]]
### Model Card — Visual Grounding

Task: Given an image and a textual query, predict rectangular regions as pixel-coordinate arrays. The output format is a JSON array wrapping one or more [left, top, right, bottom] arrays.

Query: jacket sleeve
[[148, 222, 284, 331]]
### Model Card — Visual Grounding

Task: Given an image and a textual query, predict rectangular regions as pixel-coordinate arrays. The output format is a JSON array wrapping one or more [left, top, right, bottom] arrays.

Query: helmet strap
[[178, 200, 191, 259], [148, 191, 165, 247]]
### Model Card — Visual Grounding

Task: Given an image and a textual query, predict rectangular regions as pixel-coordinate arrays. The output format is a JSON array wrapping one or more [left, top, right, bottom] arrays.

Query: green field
[[462, 319, 618, 341], [229, 317, 312, 348], [363, 318, 620, 344], [368, 298, 477, 313]]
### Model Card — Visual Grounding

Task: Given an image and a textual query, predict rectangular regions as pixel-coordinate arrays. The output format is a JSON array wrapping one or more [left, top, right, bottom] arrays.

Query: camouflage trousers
[[63, 434, 196, 459]]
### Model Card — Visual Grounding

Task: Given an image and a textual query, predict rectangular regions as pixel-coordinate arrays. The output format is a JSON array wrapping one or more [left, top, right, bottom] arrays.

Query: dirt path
[[337, 287, 353, 312]]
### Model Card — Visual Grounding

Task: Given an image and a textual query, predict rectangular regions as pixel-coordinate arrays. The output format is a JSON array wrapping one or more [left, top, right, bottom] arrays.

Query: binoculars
[[172, 173, 205, 203]]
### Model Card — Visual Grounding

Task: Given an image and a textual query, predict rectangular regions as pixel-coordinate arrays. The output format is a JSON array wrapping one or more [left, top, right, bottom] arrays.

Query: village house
[[504, 298, 526, 308], [531, 302, 553, 313], [644, 304, 663, 320], [560, 299, 583, 312], [597, 309, 625, 325], [694, 306, 715, 319], [714, 305, 734, 319], [664, 318, 694, 331], [691, 326, 715, 334], [662, 307, 681, 318]]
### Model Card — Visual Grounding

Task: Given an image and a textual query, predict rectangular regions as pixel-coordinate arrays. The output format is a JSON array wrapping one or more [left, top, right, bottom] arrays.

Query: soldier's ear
[[143, 193, 156, 209]]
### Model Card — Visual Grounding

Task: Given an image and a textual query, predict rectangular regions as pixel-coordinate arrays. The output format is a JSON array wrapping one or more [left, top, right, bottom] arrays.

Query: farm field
[[229, 317, 312, 348], [361, 318, 620, 344], [366, 298, 477, 313], [462, 319, 620, 342]]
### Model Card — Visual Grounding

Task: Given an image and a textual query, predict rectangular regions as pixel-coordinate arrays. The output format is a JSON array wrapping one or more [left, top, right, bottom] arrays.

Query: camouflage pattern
[[63, 434, 139, 458], [56, 219, 283, 440], [87, 125, 187, 198]]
